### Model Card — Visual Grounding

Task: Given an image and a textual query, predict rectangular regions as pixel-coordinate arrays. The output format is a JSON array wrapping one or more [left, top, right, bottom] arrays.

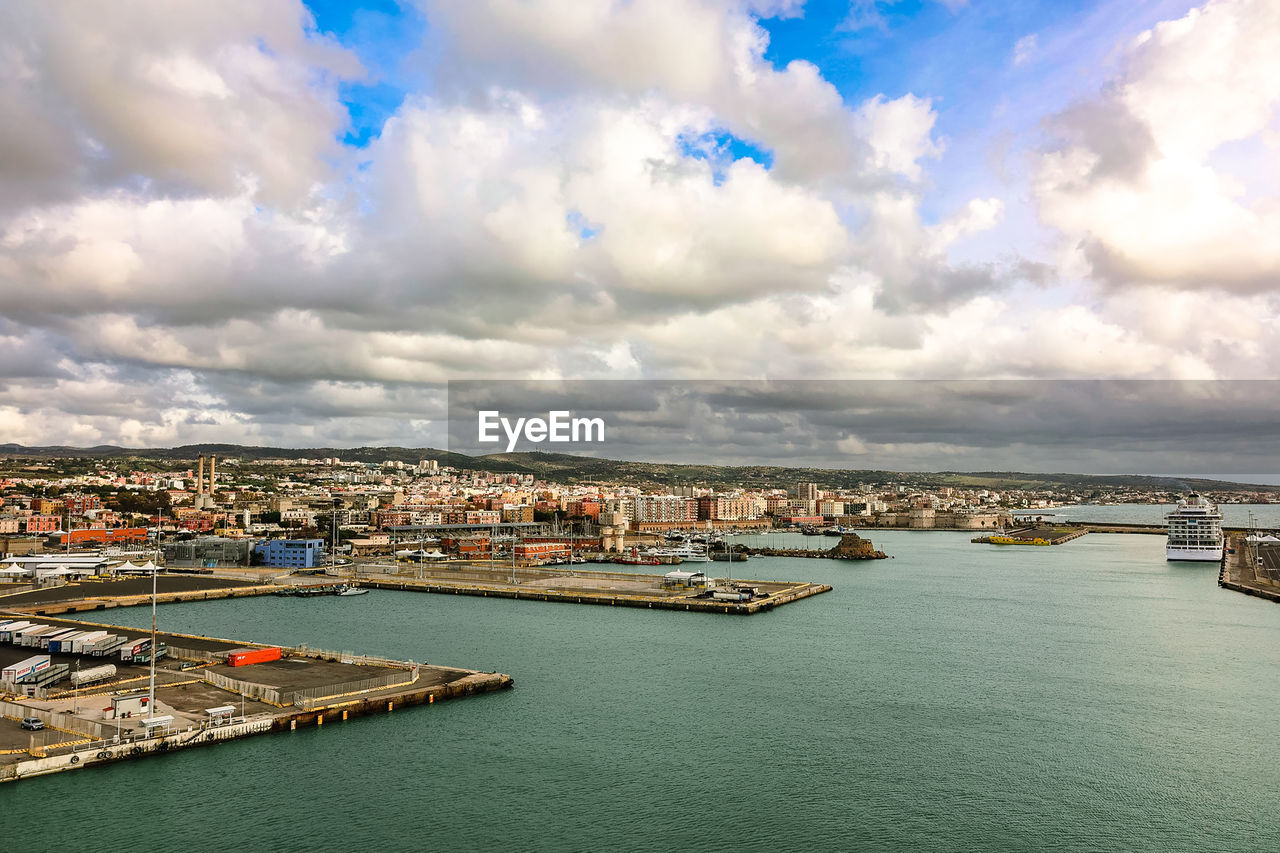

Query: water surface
[[8, 532, 1279, 852]]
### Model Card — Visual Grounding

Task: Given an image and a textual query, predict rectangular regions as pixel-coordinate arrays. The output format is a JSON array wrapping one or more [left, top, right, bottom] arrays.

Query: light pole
[[144, 560, 157, 733]]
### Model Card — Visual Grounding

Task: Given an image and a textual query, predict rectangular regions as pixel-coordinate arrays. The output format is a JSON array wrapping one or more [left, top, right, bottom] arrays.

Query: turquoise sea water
[[7, 531, 1280, 852]]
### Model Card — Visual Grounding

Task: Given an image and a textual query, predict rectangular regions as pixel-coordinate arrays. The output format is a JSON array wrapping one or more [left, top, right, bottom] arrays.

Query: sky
[[1, 0, 1278, 463]]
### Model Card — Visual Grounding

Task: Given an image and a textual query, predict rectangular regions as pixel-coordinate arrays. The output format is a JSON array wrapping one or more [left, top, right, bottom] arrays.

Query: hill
[[1, 445, 1274, 494]]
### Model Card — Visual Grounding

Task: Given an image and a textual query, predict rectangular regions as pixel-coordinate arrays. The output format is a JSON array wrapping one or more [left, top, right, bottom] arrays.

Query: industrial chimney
[[197, 455, 205, 495]]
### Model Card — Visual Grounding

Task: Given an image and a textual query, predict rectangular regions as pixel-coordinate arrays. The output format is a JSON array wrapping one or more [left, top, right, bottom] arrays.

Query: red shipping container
[[226, 647, 282, 667]]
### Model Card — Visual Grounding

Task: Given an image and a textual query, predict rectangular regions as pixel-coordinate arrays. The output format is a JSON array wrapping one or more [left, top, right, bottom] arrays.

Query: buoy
[[428, 694, 434, 704]]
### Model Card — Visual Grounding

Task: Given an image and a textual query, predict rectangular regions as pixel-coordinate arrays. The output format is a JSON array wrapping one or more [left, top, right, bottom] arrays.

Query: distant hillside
[[1, 444, 1275, 493], [479, 452, 1278, 493], [0, 443, 519, 472]]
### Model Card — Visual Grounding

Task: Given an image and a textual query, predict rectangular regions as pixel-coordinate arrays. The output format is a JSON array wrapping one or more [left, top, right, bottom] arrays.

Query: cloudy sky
[[1, 0, 1278, 452], [446, 380, 1280, 475]]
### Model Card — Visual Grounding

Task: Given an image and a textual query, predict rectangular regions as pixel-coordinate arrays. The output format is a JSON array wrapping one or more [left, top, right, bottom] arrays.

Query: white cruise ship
[[1165, 494, 1224, 562]]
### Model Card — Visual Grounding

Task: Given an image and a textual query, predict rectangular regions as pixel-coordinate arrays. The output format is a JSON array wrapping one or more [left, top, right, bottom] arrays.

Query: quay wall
[[9, 584, 280, 616], [0, 671, 512, 784], [1218, 537, 1280, 603], [359, 577, 832, 615], [735, 548, 885, 559]]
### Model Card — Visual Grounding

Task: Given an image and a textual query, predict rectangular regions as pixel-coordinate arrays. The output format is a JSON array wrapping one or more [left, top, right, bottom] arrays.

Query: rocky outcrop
[[827, 534, 887, 560]]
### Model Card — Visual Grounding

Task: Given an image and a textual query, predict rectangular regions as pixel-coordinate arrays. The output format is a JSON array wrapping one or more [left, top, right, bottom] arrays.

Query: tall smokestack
[[209, 455, 217, 498], [197, 455, 205, 495]]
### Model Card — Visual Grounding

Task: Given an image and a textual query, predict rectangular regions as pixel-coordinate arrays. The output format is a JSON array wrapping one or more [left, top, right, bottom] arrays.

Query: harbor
[[6, 530, 1277, 851]]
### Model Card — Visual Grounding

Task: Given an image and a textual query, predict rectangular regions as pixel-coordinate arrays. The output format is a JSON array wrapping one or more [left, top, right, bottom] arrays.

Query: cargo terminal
[[0, 611, 511, 784]]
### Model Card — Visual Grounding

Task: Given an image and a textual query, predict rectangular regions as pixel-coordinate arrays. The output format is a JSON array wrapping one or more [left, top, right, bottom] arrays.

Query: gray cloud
[[446, 379, 1280, 474], [1, 0, 1277, 450]]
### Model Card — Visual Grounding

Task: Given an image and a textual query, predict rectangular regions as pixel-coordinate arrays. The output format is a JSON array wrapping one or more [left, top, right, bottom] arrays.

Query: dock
[[0, 610, 511, 784], [972, 526, 1089, 545], [1219, 535, 1280, 603], [0, 575, 303, 616], [351, 565, 831, 615]]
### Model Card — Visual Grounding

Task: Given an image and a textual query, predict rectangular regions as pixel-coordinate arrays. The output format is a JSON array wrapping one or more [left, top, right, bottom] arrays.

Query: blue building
[[255, 539, 325, 569]]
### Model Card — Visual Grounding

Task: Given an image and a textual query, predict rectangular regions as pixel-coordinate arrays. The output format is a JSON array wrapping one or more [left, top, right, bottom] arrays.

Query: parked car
[[20, 717, 44, 731]]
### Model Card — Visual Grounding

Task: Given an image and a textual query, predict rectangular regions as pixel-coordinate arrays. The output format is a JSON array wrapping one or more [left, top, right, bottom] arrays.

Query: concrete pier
[[355, 569, 832, 615], [0, 610, 512, 784], [1219, 535, 1280, 604], [972, 526, 1088, 545], [0, 576, 288, 616]]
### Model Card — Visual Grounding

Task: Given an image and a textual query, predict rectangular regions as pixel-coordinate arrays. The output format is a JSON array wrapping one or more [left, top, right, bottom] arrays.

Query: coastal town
[[3, 449, 1277, 575], [2, 447, 1278, 786]]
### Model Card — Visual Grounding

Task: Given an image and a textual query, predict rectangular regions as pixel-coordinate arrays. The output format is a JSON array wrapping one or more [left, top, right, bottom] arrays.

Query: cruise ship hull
[[1166, 546, 1223, 562]]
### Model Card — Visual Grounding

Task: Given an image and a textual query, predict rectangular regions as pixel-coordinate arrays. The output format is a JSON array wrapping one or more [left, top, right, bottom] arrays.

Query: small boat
[[337, 584, 369, 596]]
